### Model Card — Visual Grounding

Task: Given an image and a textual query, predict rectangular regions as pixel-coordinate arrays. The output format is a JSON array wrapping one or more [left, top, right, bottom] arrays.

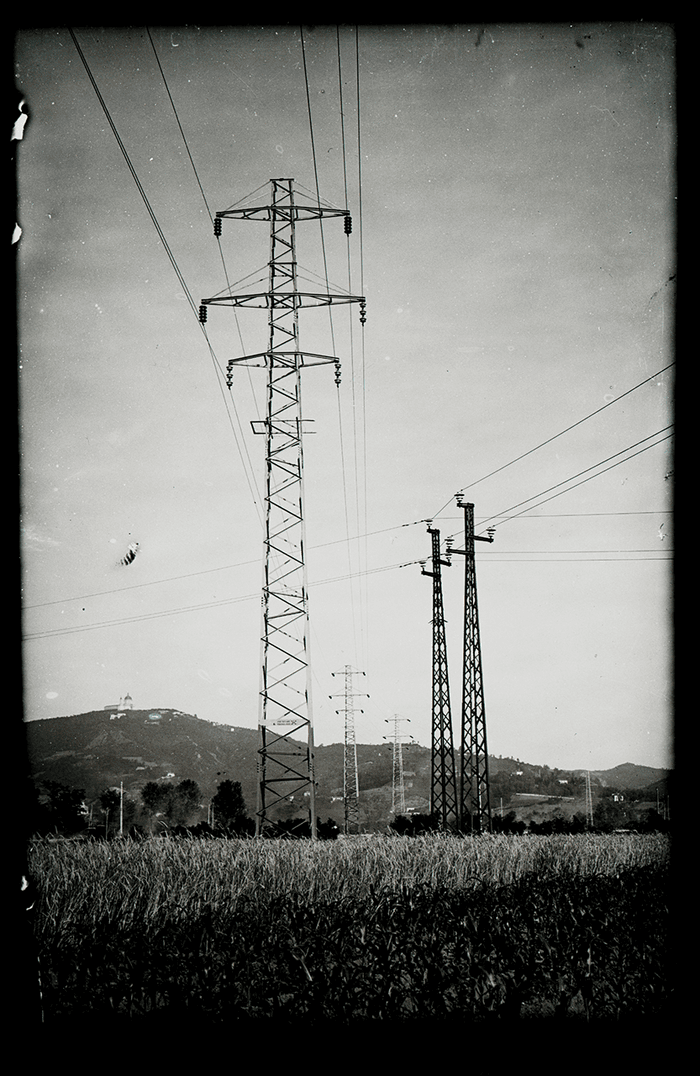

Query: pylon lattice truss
[[385, 714, 412, 816], [421, 526, 459, 831], [331, 665, 367, 834], [199, 179, 365, 837], [452, 498, 494, 833]]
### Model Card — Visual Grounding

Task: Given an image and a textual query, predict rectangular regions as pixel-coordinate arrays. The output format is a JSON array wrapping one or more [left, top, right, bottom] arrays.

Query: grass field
[[26, 832, 671, 1024]]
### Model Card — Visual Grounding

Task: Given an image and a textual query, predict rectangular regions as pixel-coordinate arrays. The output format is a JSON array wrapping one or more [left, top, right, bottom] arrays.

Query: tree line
[[28, 777, 254, 838], [27, 777, 343, 839], [388, 801, 671, 836], [27, 775, 671, 839]]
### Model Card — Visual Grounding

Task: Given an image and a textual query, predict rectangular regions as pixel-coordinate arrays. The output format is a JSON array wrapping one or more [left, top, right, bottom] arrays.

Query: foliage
[[211, 780, 246, 829], [389, 812, 439, 836], [141, 779, 203, 829], [31, 781, 88, 836]]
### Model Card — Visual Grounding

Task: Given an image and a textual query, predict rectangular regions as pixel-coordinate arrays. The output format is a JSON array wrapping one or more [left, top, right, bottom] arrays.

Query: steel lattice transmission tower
[[452, 497, 495, 833], [421, 526, 459, 831], [330, 665, 368, 834], [199, 179, 365, 837], [384, 715, 412, 816]]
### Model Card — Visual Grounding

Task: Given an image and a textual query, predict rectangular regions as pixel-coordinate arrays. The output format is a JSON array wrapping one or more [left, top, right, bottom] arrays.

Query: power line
[[24, 508, 672, 612], [68, 28, 263, 524], [431, 362, 674, 519], [26, 531, 675, 636], [23, 559, 422, 641], [145, 25, 263, 428], [145, 27, 213, 221], [474, 430, 673, 535], [355, 25, 370, 670]]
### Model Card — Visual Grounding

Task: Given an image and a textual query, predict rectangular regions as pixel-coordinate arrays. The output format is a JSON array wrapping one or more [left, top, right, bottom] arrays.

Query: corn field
[[25, 832, 671, 1025]]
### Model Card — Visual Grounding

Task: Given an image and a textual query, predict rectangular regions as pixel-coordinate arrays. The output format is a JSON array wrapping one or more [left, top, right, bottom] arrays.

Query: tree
[[211, 779, 247, 832], [592, 796, 627, 832], [168, 779, 202, 826], [492, 810, 527, 835], [98, 788, 121, 837], [388, 812, 438, 837], [388, 814, 413, 836], [141, 781, 170, 817], [140, 779, 202, 829], [36, 781, 88, 835], [317, 817, 340, 840]]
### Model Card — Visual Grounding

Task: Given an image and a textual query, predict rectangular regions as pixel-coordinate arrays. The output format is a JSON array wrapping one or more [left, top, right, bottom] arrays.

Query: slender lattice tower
[[452, 497, 495, 833], [384, 715, 412, 816], [330, 665, 368, 834], [199, 179, 365, 837], [421, 526, 459, 831]]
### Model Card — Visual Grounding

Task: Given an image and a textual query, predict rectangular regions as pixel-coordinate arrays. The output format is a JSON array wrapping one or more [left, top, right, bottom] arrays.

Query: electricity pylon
[[421, 526, 459, 831], [451, 498, 494, 833], [199, 179, 365, 837], [384, 715, 412, 816], [330, 665, 368, 833]]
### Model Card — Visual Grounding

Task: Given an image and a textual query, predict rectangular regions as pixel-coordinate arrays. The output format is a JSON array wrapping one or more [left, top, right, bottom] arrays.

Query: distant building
[[121, 693, 134, 710]]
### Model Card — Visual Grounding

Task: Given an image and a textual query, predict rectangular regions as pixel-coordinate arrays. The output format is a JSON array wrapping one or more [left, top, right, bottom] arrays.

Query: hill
[[23, 709, 670, 832], [586, 761, 670, 790], [24, 708, 433, 831]]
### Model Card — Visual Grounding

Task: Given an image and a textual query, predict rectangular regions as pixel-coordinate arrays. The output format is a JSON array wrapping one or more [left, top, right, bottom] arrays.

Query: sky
[[16, 23, 675, 772]]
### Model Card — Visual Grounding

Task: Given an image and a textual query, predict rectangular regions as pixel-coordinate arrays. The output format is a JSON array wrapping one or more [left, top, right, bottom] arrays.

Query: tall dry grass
[[28, 831, 670, 944]]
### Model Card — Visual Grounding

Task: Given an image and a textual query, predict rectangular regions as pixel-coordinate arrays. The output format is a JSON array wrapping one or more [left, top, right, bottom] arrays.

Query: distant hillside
[[24, 708, 432, 831], [24, 709, 670, 832], [25, 707, 261, 811], [587, 762, 671, 790]]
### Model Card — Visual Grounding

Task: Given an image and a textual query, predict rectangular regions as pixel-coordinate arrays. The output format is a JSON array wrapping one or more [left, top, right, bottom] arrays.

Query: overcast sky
[[16, 23, 675, 771]]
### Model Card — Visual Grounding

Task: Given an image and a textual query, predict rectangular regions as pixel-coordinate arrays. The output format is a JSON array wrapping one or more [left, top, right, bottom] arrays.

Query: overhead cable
[[68, 28, 262, 522], [431, 361, 675, 519]]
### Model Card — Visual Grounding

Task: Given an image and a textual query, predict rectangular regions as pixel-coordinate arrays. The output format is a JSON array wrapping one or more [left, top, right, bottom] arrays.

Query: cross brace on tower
[[330, 665, 368, 834], [451, 497, 495, 833], [199, 178, 365, 837], [421, 525, 459, 831]]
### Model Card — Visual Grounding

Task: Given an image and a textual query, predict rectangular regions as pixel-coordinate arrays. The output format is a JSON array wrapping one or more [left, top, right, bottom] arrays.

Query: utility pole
[[330, 665, 368, 834], [585, 771, 594, 828], [451, 498, 495, 833], [421, 525, 459, 831], [384, 715, 412, 816], [200, 179, 365, 837]]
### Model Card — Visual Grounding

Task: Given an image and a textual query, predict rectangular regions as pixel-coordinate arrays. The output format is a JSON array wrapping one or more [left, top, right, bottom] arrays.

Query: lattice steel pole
[[452, 498, 495, 833], [384, 715, 412, 816], [200, 179, 365, 837], [331, 665, 367, 834], [421, 526, 459, 831]]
